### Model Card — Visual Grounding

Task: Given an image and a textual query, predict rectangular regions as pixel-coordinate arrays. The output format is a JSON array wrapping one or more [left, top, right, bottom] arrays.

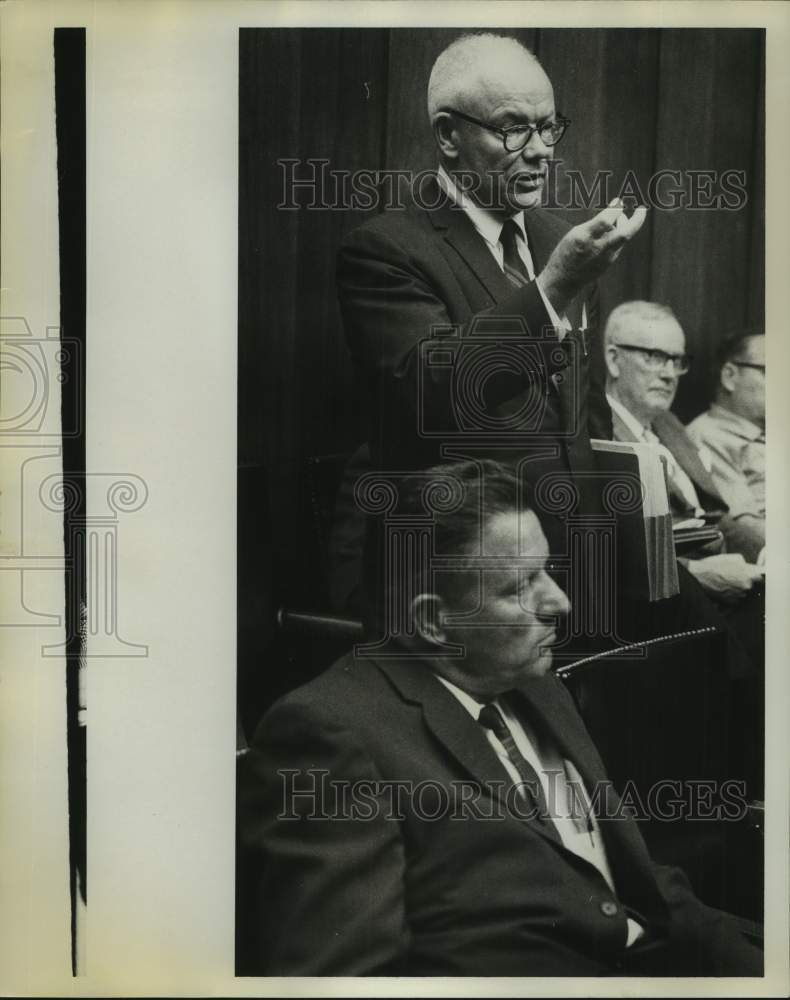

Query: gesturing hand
[[539, 199, 648, 315]]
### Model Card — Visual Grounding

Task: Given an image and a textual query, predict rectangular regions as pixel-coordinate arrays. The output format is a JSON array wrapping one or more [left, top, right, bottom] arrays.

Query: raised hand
[[539, 199, 648, 315]]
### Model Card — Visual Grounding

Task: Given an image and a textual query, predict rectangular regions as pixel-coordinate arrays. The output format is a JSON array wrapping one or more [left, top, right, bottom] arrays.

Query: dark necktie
[[478, 702, 556, 833], [499, 218, 530, 287]]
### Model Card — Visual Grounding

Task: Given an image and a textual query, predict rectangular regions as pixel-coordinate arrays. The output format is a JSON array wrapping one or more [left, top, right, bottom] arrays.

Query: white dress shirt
[[436, 165, 574, 338], [607, 393, 704, 515]]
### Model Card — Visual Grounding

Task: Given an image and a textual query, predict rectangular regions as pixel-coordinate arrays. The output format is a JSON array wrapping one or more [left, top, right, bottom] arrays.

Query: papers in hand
[[672, 517, 706, 531]]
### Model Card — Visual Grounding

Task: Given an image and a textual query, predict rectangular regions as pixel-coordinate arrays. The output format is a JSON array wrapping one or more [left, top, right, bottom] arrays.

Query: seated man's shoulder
[[258, 652, 396, 736], [685, 408, 716, 439]]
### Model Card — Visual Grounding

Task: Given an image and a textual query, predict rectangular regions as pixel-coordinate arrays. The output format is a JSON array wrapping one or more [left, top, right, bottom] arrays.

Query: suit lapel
[[426, 191, 513, 304], [610, 409, 639, 445], [611, 408, 693, 513], [652, 411, 726, 508], [512, 676, 669, 924], [373, 657, 562, 846]]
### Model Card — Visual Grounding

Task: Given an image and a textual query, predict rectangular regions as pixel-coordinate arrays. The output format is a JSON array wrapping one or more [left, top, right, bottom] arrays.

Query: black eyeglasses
[[613, 343, 692, 374], [439, 107, 571, 152], [730, 361, 765, 373]]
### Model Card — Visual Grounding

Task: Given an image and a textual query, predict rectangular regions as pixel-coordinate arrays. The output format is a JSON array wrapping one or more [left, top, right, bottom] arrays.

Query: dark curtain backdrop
[[238, 28, 764, 677]]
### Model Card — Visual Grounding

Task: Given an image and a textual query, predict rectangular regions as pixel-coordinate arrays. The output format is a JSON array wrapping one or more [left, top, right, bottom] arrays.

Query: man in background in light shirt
[[686, 331, 765, 552], [602, 300, 764, 603]]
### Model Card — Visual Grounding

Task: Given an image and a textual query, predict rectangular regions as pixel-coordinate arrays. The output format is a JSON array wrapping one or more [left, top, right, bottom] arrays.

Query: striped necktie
[[499, 217, 530, 287], [478, 702, 555, 831]]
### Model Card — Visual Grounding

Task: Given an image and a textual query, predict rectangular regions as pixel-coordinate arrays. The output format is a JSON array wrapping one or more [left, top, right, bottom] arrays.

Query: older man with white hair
[[335, 32, 646, 630], [602, 301, 764, 600]]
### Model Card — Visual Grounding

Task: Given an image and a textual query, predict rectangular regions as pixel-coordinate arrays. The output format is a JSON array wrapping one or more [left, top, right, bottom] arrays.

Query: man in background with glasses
[[603, 301, 764, 599], [686, 332, 766, 552]]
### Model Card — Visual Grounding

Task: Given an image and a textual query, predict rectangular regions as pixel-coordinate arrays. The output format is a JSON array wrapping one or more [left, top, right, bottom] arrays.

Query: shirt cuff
[[535, 276, 572, 339]]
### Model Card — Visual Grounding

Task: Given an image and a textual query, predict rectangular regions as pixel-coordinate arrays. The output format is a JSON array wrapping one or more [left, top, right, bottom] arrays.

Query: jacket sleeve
[[649, 863, 762, 975], [238, 697, 410, 975], [336, 222, 568, 436]]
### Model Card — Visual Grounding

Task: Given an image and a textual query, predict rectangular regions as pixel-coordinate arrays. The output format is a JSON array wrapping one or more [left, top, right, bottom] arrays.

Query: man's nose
[[537, 573, 571, 617], [520, 131, 550, 160]]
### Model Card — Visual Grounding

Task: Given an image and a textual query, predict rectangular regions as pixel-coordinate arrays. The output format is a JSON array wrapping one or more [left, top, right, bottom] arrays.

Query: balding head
[[715, 331, 765, 427], [427, 34, 546, 121], [604, 301, 688, 426], [427, 34, 557, 215]]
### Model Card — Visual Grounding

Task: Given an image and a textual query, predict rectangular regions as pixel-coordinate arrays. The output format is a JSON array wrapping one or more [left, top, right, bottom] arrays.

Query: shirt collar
[[436, 164, 526, 249], [708, 403, 764, 442], [606, 392, 652, 440], [435, 673, 487, 720]]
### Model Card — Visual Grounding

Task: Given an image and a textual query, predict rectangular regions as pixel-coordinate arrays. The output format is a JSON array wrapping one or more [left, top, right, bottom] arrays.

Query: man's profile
[[603, 300, 764, 594], [686, 330, 765, 547], [239, 460, 761, 976]]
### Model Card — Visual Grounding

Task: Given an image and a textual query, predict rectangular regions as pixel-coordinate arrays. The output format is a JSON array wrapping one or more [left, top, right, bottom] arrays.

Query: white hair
[[603, 301, 681, 348], [427, 33, 541, 121]]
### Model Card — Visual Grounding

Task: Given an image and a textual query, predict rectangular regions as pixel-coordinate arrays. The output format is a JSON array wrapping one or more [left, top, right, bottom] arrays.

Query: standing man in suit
[[602, 300, 764, 598], [239, 459, 761, 976], [335, 31, 646, 630]]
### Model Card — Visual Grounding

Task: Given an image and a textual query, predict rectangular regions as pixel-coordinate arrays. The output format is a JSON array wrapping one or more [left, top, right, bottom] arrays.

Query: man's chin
[[509, 189, 544, 212], [520, 650, 553, 680]]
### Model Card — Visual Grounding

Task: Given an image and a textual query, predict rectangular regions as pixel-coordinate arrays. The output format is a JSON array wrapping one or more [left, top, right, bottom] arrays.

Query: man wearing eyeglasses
[[686, 332, 765, 551], [337, 32, 647, 479], [603, 301, 764, 601], [335, 32, 646, 628]]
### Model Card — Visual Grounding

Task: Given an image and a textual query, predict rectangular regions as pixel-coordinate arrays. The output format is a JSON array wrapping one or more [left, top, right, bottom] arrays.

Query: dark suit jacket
[[239, 654, 760, 976], [609, 407, 763, 563], [336, 175, 608, 517]]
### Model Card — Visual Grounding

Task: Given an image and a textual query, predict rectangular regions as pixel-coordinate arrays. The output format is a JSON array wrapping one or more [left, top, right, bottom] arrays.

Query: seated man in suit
[[602, 301, 764, 603], [239, 459, 761, 976], [686, 331, 765, 554]]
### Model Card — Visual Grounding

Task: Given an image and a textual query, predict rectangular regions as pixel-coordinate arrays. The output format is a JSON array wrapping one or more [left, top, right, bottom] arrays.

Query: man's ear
[[604, 344, 620, 380], [720, 361, 738, 394], [411, 592, 449, 646], [432, 113, 460, 160]]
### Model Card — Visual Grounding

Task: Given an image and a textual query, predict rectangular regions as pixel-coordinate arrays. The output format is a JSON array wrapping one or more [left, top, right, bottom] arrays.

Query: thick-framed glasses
[[440, 107, 571, 152], [730, 361, 765, 374], [613, 342, 692, 374]]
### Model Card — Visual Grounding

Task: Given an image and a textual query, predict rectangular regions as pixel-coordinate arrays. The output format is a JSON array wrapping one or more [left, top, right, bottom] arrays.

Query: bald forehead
[[626, 316, 686, 352], [741, 334, 765, 362], [428, 36, 553, 118], [465, 53, 553, 116]]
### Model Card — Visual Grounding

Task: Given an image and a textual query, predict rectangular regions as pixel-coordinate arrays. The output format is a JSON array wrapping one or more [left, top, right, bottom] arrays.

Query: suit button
[[600, 900, 619, 917]]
